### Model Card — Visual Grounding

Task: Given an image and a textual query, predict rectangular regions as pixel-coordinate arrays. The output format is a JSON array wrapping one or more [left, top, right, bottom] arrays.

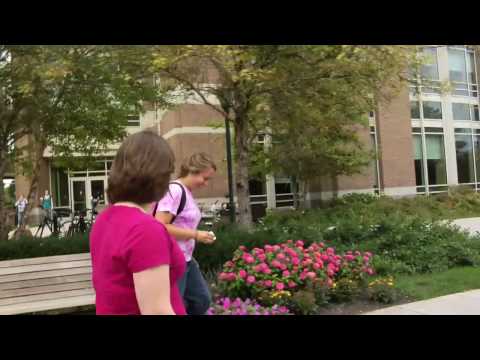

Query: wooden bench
[[0, 253, 94, 315]]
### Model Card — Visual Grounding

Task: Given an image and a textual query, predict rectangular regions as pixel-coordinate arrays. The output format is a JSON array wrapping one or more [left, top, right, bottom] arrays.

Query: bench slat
[[0, 267, 92, 284], [0, 288, 94, 307], [0, 281, 92, 299], [0, 253, 90, 268], [0, 260, 92, 276], [0, 294, 95, 315], [0, 274, 92, 291]]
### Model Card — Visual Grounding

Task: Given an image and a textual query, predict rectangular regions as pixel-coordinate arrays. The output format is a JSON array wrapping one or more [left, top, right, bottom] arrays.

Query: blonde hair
[[179, 152, 217, 178]]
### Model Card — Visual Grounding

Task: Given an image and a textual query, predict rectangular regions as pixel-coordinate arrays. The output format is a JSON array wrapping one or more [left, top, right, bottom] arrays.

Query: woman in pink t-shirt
[[154, 153, 216, 315], [90, 131, 186, 315]]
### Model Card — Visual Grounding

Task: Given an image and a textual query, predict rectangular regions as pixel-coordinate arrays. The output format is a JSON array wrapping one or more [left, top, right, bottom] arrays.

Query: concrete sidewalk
[[365, 290, 480, 315], [451, 217, 480, 235]]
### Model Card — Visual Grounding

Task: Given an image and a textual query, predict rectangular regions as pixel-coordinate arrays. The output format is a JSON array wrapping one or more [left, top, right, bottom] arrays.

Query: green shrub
[[367, 277, 399, 304], [0, 233, 89, 261]]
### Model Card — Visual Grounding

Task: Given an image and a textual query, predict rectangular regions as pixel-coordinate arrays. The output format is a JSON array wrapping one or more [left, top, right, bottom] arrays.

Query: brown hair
[[107, 131, 175, 205], [179, 152, 217, 178]]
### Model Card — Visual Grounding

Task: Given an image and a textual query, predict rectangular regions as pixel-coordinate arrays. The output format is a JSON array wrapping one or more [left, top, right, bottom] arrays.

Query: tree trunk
[[233, 114, 253, 229], [15, 133, 45, 238], [331, 174, 339, 199], [0, 147, 8, 241]]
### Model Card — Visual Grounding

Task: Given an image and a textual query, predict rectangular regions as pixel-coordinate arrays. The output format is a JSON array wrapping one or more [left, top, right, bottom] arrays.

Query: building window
[[455, 128, 480, 189], [410, 100, 443, 120], [448, 46, 478, 97], [422, 101, 443, 120], [412, 129, 448, 193], [126, 114, 140, 127], [410, 101, 420, 119], [455, 130, 476, 184], [413, 135, 426, 188], [452, 103, 479, 121], [51, 167, 70, 207]]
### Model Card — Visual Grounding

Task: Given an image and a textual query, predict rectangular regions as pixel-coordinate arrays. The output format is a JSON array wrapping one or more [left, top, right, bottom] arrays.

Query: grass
[[395, 266, 480, 301]]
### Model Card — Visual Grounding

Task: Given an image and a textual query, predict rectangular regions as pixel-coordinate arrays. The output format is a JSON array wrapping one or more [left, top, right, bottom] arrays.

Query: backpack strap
[[152, 182, 187, 224]]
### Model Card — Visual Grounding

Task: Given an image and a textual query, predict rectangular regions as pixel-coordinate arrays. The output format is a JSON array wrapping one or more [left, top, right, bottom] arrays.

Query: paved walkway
[[451, 217, 480, 235], [365, 289, 480, 315]]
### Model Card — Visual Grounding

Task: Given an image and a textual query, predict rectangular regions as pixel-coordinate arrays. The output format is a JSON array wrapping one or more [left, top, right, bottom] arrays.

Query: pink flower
[[363, 256, 370, 263], [291, 257, 300, 266], [228, 273, 237, 281], [264, 267, 272, 275], [306, 272, 316, 279], [258, 254, 266, 262], [273, 245, 281, 252], [242, 253, 255, 264], [239, 246, 246, 251], [218, 272, 228, 280], [264, 280, 273, 288], [327, 247, 334, 254], [246, 275, 256, 284], [300, 273, 307, 280], [271, 260, 283, 269], [313, 262, 322, 270], [321, 255, 329, 262], [265, 245, 273, 253], [366, 268, 374, 275], [288, 280, 297, 288], [276, 282, 285, 291], [282, 270, 290, 277], [276, 253, 286, 260], [296, 240, 304, 248], [327, 279, 333, 287], [327, 269, 335, 277], [319, 242, 325, 248], [280, 263, 287, 271], [345, 254, 354, 261], [225, 261, 234, 268], [303, 259, 313, 266], [239, 269, 247, 279], [365, 252, 373, 258], [287, 240, 293, 244]]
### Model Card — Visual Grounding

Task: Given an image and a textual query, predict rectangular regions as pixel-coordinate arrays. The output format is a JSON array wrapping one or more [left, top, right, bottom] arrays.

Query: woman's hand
[[195, 230, 215, 244]]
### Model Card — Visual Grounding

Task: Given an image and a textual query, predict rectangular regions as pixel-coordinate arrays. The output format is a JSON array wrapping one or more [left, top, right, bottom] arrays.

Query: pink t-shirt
[[154, 181, 202, 262], [90, 205, 186, 315]]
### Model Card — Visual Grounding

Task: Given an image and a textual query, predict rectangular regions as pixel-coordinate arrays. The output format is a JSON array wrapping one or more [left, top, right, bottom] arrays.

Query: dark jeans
[[178, 258, 212, 315]]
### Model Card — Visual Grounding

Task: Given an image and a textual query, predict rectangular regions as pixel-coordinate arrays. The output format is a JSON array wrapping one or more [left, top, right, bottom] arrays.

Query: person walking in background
[[154, 152, 217, 315], [15, 194, 28, 227], [40, 190, 53, 221], [90, 131, 186, 315]]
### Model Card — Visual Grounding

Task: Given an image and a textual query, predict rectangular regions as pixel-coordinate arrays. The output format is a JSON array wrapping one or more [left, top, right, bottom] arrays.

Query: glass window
[[413, 135, 425, 187], [51, 167, 69, 207], [452, 103, 471, 121], [410, 101, 420, 119], [474, 135, 480, 183], [455, 134, 475, 183], [474, 105, 479, 121], [126, 114, 140, 127], [421, 47, 439, 81], [449, 48, 467, 83], [371, 134, 379, 189], [426, 135, 447, 185], [423, 101, 442, 119], [468, 52, 477, 84]]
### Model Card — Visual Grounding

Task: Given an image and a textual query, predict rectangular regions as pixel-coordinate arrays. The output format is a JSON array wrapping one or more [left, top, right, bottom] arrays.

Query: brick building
[[13, 45, 480, 219]]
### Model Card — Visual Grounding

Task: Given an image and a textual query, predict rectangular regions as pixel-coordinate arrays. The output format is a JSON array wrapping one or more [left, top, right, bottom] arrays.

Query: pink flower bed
[[207, 297, 292, 315], [218, 240, 374, 298]]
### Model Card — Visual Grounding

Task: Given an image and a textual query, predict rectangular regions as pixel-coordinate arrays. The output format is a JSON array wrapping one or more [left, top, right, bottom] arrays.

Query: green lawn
[[395, 267, 480, 301]]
